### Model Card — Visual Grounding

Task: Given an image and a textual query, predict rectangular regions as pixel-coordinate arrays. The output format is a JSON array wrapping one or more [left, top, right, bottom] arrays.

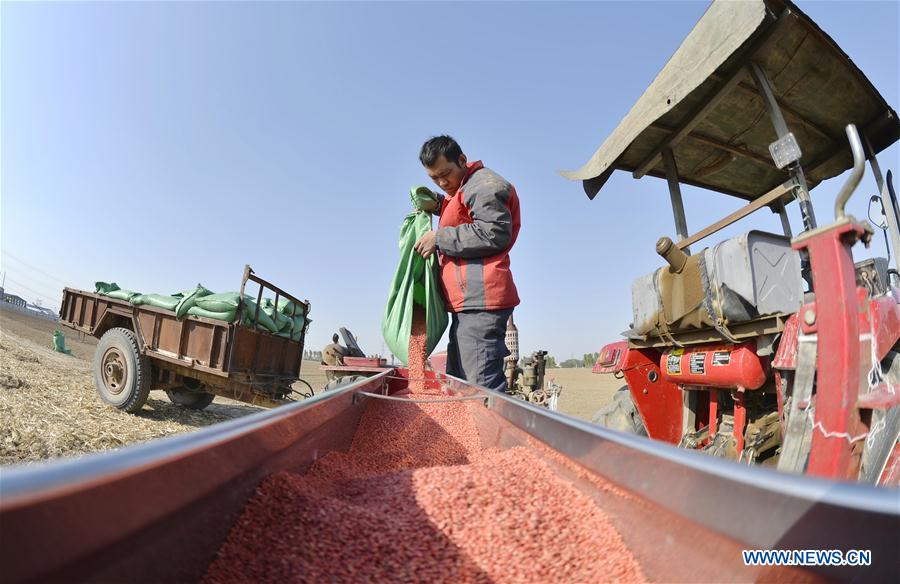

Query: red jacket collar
[[462, 160, 484, 186]]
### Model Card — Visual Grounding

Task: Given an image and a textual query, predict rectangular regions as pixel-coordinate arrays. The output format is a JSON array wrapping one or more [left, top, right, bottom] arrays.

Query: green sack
[[241, 299, 280, 333], [186, 305, 238, 322], [131, 294, 180, 311], [381, 208, 448, 365], [174, 284, 214, 319], [95, 281, 140, 301], [410, 185, 439, 212], [288, 315, 309, 342], [194, 292, 243, 313], [260, 298, 292, 332], [52, 330, 73, 355], [276, 297, 304, 317], [95, 282, 120, 294]]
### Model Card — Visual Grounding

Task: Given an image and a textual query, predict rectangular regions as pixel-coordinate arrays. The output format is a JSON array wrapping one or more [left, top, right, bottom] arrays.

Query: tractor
[[563, 0, 899, 484]]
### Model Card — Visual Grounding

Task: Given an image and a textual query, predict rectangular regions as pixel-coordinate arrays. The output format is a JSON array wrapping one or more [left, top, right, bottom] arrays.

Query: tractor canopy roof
[[561, 0, 899, 202]]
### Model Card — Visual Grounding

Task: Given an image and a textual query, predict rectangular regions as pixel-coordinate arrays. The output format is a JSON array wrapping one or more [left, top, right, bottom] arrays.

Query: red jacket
[[435, 161, 520, 312]]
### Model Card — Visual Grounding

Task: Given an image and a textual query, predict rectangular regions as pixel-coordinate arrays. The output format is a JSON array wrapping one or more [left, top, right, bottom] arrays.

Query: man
[[413, 135, 520, 392]]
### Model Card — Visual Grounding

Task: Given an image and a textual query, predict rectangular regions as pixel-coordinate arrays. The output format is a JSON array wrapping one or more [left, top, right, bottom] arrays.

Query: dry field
[[548, 366, 623, 422], [0, 306, 617, 466], [0, 307, 324, 465]]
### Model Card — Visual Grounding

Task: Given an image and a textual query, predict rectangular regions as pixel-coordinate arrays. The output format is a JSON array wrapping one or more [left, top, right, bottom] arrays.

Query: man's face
[[425, 153, 467, 195]]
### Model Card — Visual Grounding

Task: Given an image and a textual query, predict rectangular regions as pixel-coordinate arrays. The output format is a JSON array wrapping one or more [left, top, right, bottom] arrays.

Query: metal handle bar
[[834, 124, 866, 220]]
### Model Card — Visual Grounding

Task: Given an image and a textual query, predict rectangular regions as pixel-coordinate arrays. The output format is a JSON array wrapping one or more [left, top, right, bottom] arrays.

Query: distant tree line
[[543, 352, 599, 369]]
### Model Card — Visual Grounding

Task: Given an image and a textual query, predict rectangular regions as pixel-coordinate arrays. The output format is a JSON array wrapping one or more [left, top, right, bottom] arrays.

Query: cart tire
[[323, 375, 367, 392], [591, 387, 647, 436], [93, 327, 151, 413], [165, 389, 216, 410]]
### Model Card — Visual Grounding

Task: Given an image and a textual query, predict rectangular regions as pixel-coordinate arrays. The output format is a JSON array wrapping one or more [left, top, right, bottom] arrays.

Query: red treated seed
[[408, 305, 428, 392], [204, 351, 647, 583]]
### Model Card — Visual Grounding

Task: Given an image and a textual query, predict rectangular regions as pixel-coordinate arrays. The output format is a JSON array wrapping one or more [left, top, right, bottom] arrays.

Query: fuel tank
[[660, 341, 769, 390]]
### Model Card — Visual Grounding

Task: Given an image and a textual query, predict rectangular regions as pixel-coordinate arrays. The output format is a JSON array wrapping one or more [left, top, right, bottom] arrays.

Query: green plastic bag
[[381, 207, 448, 365], [410, 185, 439, 212], [194, 292, 243, 313], [276, 297, 304, 317], [52, 330, 73, 355], [95, 281, 120, 294], [290, 315, 307, 341], [260, 298, 292, 332], [186, 305, 238, 322], [95, 282, 140, 301], [241, 299, 280, 333], [131, 294, 180, 311], [174, 284, 213, 319]]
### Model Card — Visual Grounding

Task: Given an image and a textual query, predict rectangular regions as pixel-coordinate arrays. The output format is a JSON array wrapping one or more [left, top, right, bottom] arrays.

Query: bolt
[[642, 388, 648, 395], [803, 309, 816, 325]]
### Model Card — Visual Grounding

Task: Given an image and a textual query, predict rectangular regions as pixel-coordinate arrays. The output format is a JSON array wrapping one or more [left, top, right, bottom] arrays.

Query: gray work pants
[[445, 308, 513, 393]]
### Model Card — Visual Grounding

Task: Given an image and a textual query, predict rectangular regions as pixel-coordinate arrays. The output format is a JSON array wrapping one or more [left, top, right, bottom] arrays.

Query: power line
[[2, 276, 62, 309], [0, 258, 72, 295], [3, 271, 62, 298], [0, 250, 70, 287]]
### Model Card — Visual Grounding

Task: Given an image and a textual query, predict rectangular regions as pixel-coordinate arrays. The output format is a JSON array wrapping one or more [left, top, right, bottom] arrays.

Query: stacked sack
[[95, 282, 307, 341]]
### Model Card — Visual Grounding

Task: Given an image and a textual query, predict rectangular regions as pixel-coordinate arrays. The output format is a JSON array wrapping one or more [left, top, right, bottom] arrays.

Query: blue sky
[[2, 1, 898, 361]]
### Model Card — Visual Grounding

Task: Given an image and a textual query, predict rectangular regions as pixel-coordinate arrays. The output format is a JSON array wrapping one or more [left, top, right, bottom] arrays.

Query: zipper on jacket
[[454, 262, 466, 293]]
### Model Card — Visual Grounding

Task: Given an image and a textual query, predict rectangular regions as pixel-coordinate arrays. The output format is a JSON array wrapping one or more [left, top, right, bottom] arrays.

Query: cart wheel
[[591, 386, 647, 436], [93, 327, 151, 413], [165, 389, 215, 410]]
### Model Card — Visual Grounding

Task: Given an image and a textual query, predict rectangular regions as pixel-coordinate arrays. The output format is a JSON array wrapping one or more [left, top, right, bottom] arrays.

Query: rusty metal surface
[[58, 266, 310, 404], [236, 265, 310, 380]]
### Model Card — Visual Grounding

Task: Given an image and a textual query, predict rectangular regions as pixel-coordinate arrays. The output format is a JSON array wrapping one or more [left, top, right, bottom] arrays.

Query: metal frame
[[779, 125, 900, 482], [674, 180, 794, 251], [864, 135, 900, 273], [662, 148, 690, 253], [747, 61, 818, 231], [3, 369, 896, 582], [58, 265, 311, 407]]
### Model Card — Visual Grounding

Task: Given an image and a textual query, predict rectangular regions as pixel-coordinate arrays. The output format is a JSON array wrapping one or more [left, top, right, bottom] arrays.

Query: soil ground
[[548, 366, 623, 422], [0, 306, 615, 464]]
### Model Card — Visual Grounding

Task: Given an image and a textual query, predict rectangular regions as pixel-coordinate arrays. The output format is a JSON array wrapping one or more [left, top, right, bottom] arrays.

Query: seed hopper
[[1, 371, 897, 582]]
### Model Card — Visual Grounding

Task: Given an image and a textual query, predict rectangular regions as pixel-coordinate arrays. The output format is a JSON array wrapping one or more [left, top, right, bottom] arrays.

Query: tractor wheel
[[860, 351, 900, 483], [94, 327, 151, 413], [591, 387, 648, 436], [323, 375, 368, 392], [165, 377, 215, 410]]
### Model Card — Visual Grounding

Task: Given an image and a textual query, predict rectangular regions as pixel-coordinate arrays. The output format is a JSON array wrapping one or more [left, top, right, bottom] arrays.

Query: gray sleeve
[[435, 179, 512, 258]]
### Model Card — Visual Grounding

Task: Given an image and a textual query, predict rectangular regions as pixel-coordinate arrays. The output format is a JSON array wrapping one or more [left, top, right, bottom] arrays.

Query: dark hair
[[419, 135, 463, 167]]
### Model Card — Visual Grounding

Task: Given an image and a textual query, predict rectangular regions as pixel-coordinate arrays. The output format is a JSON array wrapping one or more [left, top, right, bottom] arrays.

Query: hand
[[414, 231, 437, 258], [419, 198, 439, 213]]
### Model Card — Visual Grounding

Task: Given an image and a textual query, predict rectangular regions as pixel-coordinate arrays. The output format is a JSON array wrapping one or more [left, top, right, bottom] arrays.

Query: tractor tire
[[591, 387, 648, 436], [165, 389, 216, 410], [323, 375, 367, 392], [94, 327, 151, 413]]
